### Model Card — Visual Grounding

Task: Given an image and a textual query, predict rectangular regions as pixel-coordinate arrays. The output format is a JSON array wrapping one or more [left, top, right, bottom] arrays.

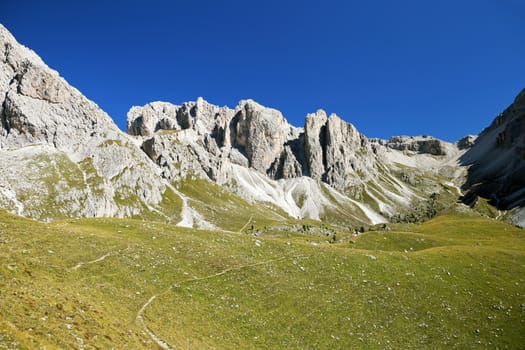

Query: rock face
[[128, 99, 383, 193], [268, 145, 303, 179], [324, 114, 374, 187], [127, 98, 237, 183], [126, 102, 180, 137], [0, 24, 169, 220], [302, 112, 380, 189], [460, 88, 525, 225], [231, 100, 290, 173]]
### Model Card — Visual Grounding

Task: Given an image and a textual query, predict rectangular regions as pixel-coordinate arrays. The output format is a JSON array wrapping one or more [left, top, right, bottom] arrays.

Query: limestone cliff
[[126, 95, 463, 224]]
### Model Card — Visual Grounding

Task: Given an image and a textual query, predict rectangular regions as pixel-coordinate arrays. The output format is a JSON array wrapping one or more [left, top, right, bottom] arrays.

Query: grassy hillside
[[0, 211, 524, 349]]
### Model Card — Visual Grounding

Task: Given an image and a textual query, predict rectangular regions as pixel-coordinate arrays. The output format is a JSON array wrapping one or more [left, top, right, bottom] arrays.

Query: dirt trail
[[238, 215, 254, 233], [70, 252, 113, 271], [136, 294, 173, 350], [136, 255, 306, 349]]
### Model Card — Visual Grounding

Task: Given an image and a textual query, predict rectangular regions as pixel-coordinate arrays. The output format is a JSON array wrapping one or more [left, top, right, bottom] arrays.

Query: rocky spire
[[304, 109, 328, 180]]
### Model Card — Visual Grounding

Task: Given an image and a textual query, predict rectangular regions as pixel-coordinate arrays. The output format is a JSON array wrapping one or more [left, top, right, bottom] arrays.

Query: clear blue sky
[[1, 0, 524, 141]]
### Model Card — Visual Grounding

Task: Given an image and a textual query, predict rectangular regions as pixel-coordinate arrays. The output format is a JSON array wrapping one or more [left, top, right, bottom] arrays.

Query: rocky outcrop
[[386, 136, 448, 156], [127, 102, 180, 137], [324, 114, 373, 187], [127, 98, 234, 139], [131, 97, 387, 194], [128, 98, 308, 183], [457, 135, 477, 150], [127, 98, 240, 183], [268, 145, 303, 179], [460, 88, 525, 214]]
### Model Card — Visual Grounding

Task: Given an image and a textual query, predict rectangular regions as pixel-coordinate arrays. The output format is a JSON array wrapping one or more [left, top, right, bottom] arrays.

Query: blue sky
[[1, 0, 524, 141]]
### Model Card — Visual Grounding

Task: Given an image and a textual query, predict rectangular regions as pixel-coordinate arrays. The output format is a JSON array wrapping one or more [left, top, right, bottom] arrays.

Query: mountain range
[[1, 23, 524, 228]]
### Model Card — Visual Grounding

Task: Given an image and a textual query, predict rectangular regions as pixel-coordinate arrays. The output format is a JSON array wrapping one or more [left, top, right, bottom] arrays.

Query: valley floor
[[0, 211, 524, 349]]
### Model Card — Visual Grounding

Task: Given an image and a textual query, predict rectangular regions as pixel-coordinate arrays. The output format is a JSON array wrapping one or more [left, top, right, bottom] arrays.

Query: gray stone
[[304, 109, 327, 180]]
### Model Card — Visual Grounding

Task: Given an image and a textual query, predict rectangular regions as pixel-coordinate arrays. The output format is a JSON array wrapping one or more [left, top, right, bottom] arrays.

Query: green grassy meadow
[[0, 211, 524, 349]]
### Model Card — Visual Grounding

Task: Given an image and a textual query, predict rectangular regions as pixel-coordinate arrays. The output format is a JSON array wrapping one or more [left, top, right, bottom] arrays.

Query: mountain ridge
[[0, 23, 523, 228], [125, 95, 471, 224]]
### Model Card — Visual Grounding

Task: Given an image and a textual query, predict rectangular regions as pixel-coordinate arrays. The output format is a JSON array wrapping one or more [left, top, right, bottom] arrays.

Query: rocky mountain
[[460, 88, 525, 226], [0, 23, 523, 228], [0, 24, 174, 221], [126, 97, 466, 225]]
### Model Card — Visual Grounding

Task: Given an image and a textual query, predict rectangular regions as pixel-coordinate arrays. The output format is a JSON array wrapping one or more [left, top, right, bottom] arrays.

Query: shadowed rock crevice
[[0, 92, 10, 136], [319, 124, 328, 180], [287, 134, 308, 176]]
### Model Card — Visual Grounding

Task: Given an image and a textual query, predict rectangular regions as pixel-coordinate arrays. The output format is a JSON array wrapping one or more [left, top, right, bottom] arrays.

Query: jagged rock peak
[[126, 97, 234, 138], [303, 109, 375, 188], [127, 97, 306, 178], [324, 113, 374, 187], [127, 101, 181, 137], [129, 96, 387, 191]]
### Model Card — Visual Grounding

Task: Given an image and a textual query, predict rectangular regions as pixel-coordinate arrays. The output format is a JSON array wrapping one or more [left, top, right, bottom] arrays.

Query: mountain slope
[[0, 24, 179, 220], [460, 88, 525, 226]]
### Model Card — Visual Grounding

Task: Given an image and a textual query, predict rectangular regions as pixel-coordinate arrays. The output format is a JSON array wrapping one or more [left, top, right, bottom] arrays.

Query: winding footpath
[[238, 215, 254, 233], [70, 252, 113, 271], [135, 255, 306, 349], [136, 293, 173, 350]]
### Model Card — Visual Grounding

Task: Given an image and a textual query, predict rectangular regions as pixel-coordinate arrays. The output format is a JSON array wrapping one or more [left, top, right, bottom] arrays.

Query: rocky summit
[[0, 23, 524, 227]]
